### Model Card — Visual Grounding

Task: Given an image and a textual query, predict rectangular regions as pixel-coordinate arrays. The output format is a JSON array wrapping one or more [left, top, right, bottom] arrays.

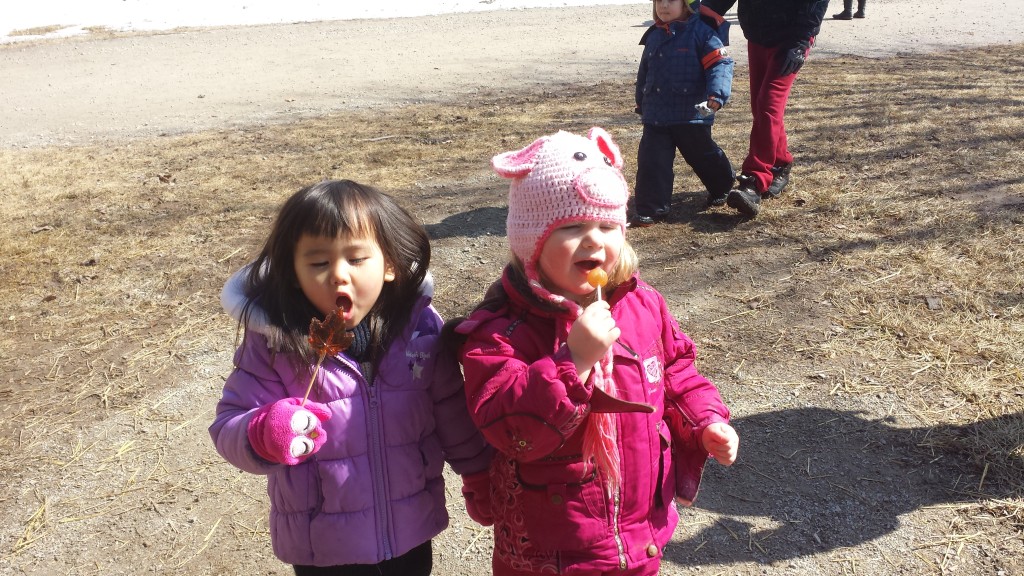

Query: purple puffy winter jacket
[[210, 274, 490, 566]]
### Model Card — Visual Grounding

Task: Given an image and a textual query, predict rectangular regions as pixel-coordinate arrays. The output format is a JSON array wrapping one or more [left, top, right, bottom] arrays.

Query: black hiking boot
[[766, 163, 792, 198], [853, 10, 865, 18], [726, 175, 762, 217], [833, 11, 853, 19], [705, 189, 729, 208], [629, 207, 669, 227]]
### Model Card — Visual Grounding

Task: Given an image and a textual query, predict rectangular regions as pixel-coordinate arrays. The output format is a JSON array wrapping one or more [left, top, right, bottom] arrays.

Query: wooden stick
[[301, 351, 327, 406]]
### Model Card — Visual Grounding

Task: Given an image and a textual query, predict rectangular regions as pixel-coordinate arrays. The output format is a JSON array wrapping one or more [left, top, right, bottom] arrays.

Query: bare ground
[[1, 8, 1023, 576]]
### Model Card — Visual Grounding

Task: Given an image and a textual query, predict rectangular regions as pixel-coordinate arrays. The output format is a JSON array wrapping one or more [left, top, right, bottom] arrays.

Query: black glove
[[778, 40, 810, 77]]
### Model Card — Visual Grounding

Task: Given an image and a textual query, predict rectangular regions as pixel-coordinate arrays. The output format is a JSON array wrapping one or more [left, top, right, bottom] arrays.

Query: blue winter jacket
[[210, 271, 490, 567], [635, 11, 734, 127]]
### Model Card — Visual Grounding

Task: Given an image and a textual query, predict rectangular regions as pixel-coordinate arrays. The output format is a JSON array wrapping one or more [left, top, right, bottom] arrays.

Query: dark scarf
[[346, 321, 372, 362]]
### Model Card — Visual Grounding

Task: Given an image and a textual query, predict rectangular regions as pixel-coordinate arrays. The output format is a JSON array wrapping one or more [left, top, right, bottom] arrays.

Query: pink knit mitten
[[247, 398, 331, 465]]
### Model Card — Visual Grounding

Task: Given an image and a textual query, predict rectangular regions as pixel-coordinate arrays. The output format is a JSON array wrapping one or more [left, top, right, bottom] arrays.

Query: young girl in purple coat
[[449, 128, 739, 575], [209, 180, 490, 576]]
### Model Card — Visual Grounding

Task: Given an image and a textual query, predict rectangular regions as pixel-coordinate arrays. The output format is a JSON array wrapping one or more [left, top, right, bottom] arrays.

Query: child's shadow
[[664, 407, 1023, 566], [424, 206, 507, 240], [635, 191, 748, 232], [424, 191, 744, 241]]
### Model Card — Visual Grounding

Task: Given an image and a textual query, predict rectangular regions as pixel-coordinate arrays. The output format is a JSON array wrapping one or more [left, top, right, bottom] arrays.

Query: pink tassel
[[528, 291, 622, 492], [582, 350, 621, 492]]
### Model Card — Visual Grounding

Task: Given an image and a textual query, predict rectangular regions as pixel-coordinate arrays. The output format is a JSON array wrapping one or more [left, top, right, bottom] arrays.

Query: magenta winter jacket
[[456, 269, 730, 573], [210, 276, 490, 567]]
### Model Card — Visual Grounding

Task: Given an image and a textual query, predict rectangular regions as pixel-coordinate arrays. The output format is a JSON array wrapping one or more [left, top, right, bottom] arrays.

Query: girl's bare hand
[[702, 422, 739, 466], [567, 300, 620, 377]]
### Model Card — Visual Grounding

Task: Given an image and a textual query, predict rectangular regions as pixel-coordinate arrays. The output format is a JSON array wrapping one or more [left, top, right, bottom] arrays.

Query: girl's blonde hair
[[507, 238, 639, 302], [653, 0, 695, 22]]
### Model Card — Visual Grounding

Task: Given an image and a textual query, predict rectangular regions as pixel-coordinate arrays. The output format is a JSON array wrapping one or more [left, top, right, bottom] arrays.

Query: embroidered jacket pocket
[[514, 461, 610, 551]]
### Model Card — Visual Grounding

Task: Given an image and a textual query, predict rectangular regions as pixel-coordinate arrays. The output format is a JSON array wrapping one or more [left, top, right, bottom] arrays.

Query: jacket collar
[[654, 14, 690, 33]]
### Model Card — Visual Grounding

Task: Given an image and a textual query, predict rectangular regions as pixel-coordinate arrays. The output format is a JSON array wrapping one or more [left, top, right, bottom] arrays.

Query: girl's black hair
[[241, 180, 430, 365]]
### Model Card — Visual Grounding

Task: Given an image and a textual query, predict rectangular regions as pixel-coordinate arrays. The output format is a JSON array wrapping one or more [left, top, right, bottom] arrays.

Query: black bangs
[[243, 179, 429, 364], [292, 181, 377, 242]]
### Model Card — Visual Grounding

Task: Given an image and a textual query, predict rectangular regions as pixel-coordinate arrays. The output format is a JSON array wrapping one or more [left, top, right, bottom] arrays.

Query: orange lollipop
[[587, 268, 608, 300]]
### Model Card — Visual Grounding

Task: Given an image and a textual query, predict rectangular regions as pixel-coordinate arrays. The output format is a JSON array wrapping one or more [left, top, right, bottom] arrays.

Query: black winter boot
[[726, 174, 762, 217], [834, 0, 854, 19], [766, 163, 792, 198]]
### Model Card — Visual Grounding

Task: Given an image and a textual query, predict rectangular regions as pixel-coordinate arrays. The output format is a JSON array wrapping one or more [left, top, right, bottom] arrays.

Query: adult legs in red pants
[[726, 39, 809, 217], [743, 40, 799, 193]]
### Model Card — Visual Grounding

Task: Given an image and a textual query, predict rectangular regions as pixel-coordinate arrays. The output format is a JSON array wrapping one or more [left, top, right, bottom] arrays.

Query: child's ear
[[384, 264, 396, 282]]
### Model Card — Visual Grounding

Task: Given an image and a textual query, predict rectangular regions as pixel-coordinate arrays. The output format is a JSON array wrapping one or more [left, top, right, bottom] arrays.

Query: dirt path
[[2, 0, 1022, 148], [2, 3, 1022, 576]]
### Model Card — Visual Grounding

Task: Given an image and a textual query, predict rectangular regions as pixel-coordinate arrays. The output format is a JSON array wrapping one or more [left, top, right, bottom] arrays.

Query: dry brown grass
[[6, 25, 69, 37], [0, 45, 1021, 574]]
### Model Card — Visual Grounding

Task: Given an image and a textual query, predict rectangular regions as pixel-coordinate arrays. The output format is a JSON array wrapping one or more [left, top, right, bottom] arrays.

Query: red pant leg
[[741, 40, 801, 193]]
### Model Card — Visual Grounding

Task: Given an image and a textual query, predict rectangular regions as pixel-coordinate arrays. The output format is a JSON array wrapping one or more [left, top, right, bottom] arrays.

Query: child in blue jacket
[[633, 0, 735, 225]]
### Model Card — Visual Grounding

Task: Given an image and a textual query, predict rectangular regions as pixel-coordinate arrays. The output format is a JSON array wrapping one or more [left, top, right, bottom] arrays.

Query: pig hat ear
[[492, 135, 550, 178], [587, 126, 623, 170]]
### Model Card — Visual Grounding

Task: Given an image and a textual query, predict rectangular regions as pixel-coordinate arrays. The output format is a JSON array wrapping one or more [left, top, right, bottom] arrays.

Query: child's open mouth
[[577, 259, 601, 272], [335, 295, 354, 320]]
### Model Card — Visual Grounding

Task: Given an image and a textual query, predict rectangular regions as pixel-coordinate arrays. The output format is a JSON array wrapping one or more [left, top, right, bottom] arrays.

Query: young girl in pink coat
[[449, 128, 739, 575]]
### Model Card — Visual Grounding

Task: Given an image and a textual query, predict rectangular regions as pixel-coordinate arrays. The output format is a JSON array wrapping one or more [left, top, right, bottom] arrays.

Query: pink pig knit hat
[[492, 126, 630, 490], [493, 126, 629, 302]]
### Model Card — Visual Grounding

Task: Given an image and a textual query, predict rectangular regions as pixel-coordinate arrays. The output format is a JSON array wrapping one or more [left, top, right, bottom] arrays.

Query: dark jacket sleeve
[[635, 28, 653, 113], [798, 0, 830, 42], [702, 0, 736, 17], [700, 25, 733, 104]]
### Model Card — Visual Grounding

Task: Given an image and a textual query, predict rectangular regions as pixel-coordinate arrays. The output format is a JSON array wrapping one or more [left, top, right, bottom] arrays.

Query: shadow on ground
[[665, 407, 1023, 567]]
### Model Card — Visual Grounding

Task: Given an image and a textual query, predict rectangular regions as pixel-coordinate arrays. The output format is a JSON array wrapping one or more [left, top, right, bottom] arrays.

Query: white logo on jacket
[[406, 343, 430, 380], [643, 356, 662, 386]]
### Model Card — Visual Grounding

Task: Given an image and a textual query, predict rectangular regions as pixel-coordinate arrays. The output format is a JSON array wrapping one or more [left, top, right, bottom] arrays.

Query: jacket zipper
[[363, 361, 393, 560], [612, 488, 626, 569], [615, 339, 638, 358], [610, 339, 637, 569]]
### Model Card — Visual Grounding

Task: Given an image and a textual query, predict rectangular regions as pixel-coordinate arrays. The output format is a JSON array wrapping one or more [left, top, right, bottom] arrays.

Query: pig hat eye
[[573, 150, 612, 166]]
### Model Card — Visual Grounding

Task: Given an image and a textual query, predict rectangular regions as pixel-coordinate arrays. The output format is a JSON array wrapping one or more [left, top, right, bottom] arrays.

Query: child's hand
[[702, 422, 739, 466], [461, 471, 494, 526], [247, 397, 332, 465], [567, 300, 620, 378]]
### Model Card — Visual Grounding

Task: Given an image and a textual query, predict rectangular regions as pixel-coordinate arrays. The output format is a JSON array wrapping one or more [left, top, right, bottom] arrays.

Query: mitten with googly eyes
[[247, 397, 332, 465]]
